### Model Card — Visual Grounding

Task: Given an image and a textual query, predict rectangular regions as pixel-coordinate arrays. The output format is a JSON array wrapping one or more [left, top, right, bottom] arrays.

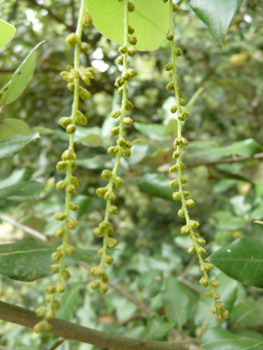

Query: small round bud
[[53, 300, 60, 310], [197, 246, 206, 255], [122, 148, 131, 157], [172, 191, 181, 200], [187, 246, 195, 255], [170, 179, 178, 188], [193, 232, 200, 238], [125, 100, 134, 111], [216, 301, 224, 311], [107, 146, 119, 155], [173, 4, 179, 12], [66, 245, 75, 255], [181, 138, 188, 146], [54, 227, 65, 238], [173, 151, 180, 158], [50, 264, 60, 273], [104, 255, 114, 265], [111, 126, 120, 136], [197, 238, 206, 246], [169, 164, 178, 173], [181, 225, 190, 235], [114, 176, 124, 187], [211, 306, 217, 314], [104, 190, 116, 201], [34, 322, 45, 333], [216, 314, 223, 322], [108, 237, 118, 248], [170, 105, 177, 114], [116, 56, 124, 65], [109, 205, 118, 214], [212, 280, 220, 288], [128, 25, 134, 34], [128, 46, 137, 56], [166, 33, 174, 41], [128, 36, 137, 45], [204, 291, 212, 297], [96, 187, 107, 199], [165, 63, 173, 71], [128, 1, 135, 12], [93, 227, 103, 236], [222, 310, 229, 319], [201, 262, 214, 272], [67, 83, 74, 91], [59, 117, 71, 128], [178, 209, 185, 217], [83, 14, 93, 26], [186, 199, 195, 208], [46, 310, 55, 320], [36, 307, 46, 317], [127, 68, 137, 77], [79, 87, 91, 100], [175, 48, 182, 57], [56, 181, 67, 190], [55, 212, 66, 221], [66, 33, 79, 47], [66, 218, 78, 230], [166, 82, 174, 91], [181, 177, 188, 184], [190, 220, 200, 228], [119, 45, 127, 54], [199, 276, 209, 287], [76, 111, 88, 125], [101, 169, 112, 180], [179, 98, 186, 106], [56, 161, 67, 171], [122, 72, 131, 80], [183, 191, 190, 198], [57, 282, 66, 293], [69, 202, 79, 211], [91, 282, 100, 290], [80, 42, 89, 52], [51, 251, 61, 262], [124, 117, 133, 125], [62, 270, 71, 281], [67, 184, 76, 194], [100, 283, 109, 294], [111, 110, 121, 119], [62, 149, 76, 161]]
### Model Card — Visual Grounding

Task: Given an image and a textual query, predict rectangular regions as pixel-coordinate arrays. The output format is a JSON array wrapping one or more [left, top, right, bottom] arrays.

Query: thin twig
[[0, 214, 47, 242], [49, 338, 66, 350]]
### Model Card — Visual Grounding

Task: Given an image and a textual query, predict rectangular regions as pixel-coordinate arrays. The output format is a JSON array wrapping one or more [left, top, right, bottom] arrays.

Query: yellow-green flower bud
[[216, 314, 223, 322], [80, 42, 89, 52], [67, 184, 76, 194], [116, 56, 124, 65], [114, 176, 124, 187], [46, 310, 55, 320], [36, 307, 46, 317], [122, 148, 131, 157], [128, 36, 137, 45], [111, 126, 120, 136], [104, 190, 116, 201], [173, 4, 179, 12], [101, 169, 112, 180], [166, 33, 174, 41], [165, 63, 173, 71], [181, 138, 188, 146], [119, 45, 127, 54], [62, 149, 76, 161], [96, 187, 107, 199], [211, 280, 220, 288], [127, 68, 137, 77], [216, 301, 224, 311], [91, 281, 100, 290], [55, 212, 66, 221], [204, 291, 212, 297], [169, 164, 178, 173], [57, 282, 66, 293], [107, 146, 119, 155], [69, 202, 79, 211], [211, 306, 217, 314], [170, 179, 178, 188], [179, 98, 186, 106], [66, 33, 79, 47], [51, 251, 61, 262], [76, 111, 88, 125], [172, 192, 181, 200], [175, 48, 182, 56], [199, 276, 208, 287], [56, 181, 67, 190], [212, 291, 221, 300], [107, 237, 118, 248], [66, 218, 78, 230], [53, 300, 60, 310], [170, 105, 177, 114], [197, 238, 206, 246], [128, 1, 135, 12], [166, 82, 174, 91], [197, 246, 206, 255], [178, 209, 185, 217], [190, 220, 199, 228], [62, 270, 71, 281], [128, 46, 137, 56], [50, 264, 60, 273], [93, 227, 103, 236], [128, 25, 135, 34], [187, 246, 195, 255], [174, 137, 182, 146], [83, 14, 93, 26], [223, 310, 229, 319], [193, 232, 200, 238], [173, 151, 180, 158], [45, 285, 56, 294], [200, 262, 214, 272], [109, 205, 118, 214], [125, 100, 134, 111], [34, 322, 45, 333], [66, 245, 75, 255], [122, 72, 131, 81], [186, 199, 195, 207], [59, 117, 71, 128], [124, 117, 133, 125], [54, 227, 65, 238], [56, 161, 67, 171], [111, 109, 121, 119], [100, 283, 109, 294], [181, 225, 190, 234], [104, 255, 114, 265], [183, 191, 190, 197], [79, 87, 91, 100], [181, 177, 188, 184], [67, 83, 74, 91]]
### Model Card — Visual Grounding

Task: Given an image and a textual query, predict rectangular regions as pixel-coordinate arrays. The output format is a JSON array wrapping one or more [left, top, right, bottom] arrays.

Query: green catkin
[[93, 0, 136, 292], [34, 0, 93, 333], [166, 0, 228, 322]]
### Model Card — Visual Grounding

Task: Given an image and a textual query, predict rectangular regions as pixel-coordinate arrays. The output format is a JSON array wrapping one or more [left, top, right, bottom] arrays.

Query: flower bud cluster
[[91, 0, 137, 293], [166, 0, 227, 322], [34, 5, 92, 333]]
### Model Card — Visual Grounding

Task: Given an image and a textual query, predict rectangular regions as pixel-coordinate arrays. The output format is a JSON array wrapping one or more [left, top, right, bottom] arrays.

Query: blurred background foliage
[[1, 0, 263, 349]]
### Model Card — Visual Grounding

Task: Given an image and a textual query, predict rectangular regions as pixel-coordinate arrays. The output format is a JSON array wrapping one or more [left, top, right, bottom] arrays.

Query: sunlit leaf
[[0, 132, 40, 160], [0, 20, 16, 50]]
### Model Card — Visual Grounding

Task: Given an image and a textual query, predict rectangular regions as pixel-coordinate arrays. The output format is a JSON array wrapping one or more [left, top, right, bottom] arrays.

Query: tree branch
[[49, 338, 65, 350], [0, 301, 201, 350], [26, 0, 75, 32]]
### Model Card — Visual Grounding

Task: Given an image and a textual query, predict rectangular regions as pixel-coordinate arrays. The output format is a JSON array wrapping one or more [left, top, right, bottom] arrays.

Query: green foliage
[[0, 20, 16, 49], [0, 237, 98, 282], [0, 132, 40, 159], [190, 0, 243, 46], [145, 314, 176, 340], [86, 0, 169, 51], [210, 237, 263, 288], [0, 180, 45, 198]]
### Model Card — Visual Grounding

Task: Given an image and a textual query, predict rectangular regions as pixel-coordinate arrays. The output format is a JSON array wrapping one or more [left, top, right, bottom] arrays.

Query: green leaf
[[86, 0, 169, 51], [201, 327, 263, 350], [77, 155, 112, 170], [0, 119, 31, 141], [0, 237, 98, 282], [209, 236, 263, 288], [0, 41, 44, 107], [190, 0, 243, 46], [0, 20, 16, 50], [134, 122, 166, 141], [230, 299, 263, 328], [56, 283, 81, 321], [0, 132, 40, 160], [137, 174, 174, 201], [145, 314, 176, 340], [255, 221, 263, 225], [0, 180, 45, 199]]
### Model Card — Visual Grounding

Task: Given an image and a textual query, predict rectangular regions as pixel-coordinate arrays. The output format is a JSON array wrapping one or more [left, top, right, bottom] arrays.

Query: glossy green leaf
[[137, 174, 174, 201], [209, 237, 263, 288], [0, 237, 98, 282], [0, 180, 45, 199], [230, 299, 263, 328], [0, 132, 40, 160], [190, 0, 243, 46], [0, 119, 31, 141], [0, 41, 44, 106], [86, 0, 169, 51], [134, 122, 166, 141], [0, 20, 16, 50], [201, 327, 263, 350], [146, 314, 176, 340]]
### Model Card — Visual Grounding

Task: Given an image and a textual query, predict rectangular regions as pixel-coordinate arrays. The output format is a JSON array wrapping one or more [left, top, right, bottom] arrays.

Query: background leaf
[[137, 174, 174, 201], [190, 0, 243, 46], [86, 0, 169, 51], [0, 41, 44, 106], [209, 237, 263, 288], [0, 20, 16, 50], [0, 132, 40, 160], [0, 237, 98, 282], [0, 119, 31, 141], [145, 314, 176, 340], [0, 180, 45, 199]]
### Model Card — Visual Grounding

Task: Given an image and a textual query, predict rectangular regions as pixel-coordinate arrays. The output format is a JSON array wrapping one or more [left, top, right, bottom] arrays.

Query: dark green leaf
[[0, 237, 98, 282], [230, 299, 263, 328], [146, 314, 176, 340], [86, 0, 169, 51], [209, 237, 263, 288], [56, 283, 81, 321], [0, 132, 40, 160], [0, 180, 45, 199], [137, 174, 174, 201], [190, 0, 243, 46], [0, 41, 44, 106], [0, 20, 16, 50]]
